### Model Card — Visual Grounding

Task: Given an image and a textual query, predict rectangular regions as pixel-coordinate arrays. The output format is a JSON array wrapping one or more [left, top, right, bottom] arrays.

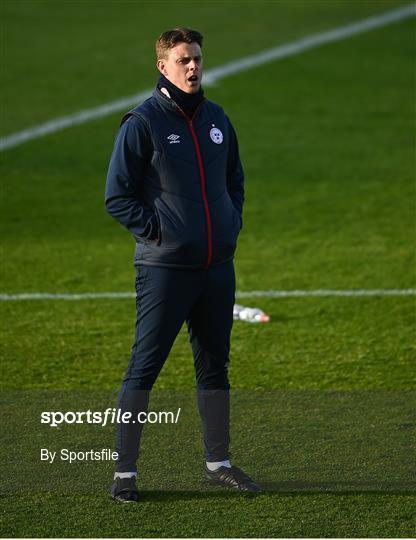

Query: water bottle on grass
[[233, 304, 270, 323]]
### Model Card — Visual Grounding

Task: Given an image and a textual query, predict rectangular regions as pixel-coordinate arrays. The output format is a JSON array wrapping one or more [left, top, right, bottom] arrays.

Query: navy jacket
[[105, 87, 244, 269]]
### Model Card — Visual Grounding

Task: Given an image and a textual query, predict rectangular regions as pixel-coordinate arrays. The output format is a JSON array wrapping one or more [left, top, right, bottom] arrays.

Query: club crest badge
[[210, 126, 223, 144]]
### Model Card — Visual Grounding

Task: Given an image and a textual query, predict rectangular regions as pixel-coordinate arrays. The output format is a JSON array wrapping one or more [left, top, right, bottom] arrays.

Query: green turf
[[1, 296, 415, 390], [0, 0, 405, 135], [1, 0, 415, 537]]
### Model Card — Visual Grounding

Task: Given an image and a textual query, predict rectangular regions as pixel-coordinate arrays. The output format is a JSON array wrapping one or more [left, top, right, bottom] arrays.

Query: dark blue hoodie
[[105, 85, 244, 269]]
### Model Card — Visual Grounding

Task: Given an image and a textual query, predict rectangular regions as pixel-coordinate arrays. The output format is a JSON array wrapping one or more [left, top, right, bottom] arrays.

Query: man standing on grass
[[105, 27, 261, 501]]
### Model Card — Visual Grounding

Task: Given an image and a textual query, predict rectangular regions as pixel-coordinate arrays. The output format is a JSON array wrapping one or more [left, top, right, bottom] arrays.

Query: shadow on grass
[[1, 482, 414, 505], [125, 483, 416, 503], [260, 480, 416, 493]]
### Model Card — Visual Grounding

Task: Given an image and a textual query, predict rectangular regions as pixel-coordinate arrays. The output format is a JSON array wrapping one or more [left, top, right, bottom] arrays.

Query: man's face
[[157, 41, 203, 94]]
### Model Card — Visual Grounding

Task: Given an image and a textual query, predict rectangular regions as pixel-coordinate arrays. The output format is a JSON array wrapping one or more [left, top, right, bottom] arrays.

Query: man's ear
[[157, 59, 167, 75]]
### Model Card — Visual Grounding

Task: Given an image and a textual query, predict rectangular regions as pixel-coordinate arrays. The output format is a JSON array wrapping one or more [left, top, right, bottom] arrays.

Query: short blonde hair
[[156, 27, 203, 60]]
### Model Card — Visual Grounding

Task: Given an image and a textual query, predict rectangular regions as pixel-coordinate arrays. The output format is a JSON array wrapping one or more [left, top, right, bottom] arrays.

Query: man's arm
[[226, 116, 245, 225], [105, 115, 159, 241]]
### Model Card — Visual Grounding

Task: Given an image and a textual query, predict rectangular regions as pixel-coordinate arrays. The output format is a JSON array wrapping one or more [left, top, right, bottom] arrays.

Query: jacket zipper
[[180, 106, 212, 269]]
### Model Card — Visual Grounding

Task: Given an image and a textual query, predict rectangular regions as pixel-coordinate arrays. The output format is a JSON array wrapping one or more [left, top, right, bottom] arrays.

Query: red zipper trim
[[187, 120, 213, 268]]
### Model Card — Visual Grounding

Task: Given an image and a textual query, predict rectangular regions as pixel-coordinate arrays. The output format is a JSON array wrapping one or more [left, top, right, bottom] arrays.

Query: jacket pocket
[[153, 208, 162, 245], [153, 196, 207, 265], [210, 192, 241, 262]]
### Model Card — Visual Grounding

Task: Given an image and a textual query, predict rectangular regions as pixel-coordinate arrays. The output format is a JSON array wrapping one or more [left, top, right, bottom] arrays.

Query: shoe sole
[[111, 493, 139, 503]]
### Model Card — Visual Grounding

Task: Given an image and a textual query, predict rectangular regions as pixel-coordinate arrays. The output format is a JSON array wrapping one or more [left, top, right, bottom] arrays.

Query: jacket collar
[[153, 86, 205, 121]]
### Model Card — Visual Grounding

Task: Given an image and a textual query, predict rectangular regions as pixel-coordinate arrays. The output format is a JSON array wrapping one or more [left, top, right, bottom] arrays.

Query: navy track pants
[[115, 260, 235, 472]]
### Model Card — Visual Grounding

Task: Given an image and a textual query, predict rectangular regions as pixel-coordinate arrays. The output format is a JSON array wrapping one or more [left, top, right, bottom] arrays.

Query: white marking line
[[236, 289, 416, 298], [0, 290, 414, 301], [1, 3, 414, 151]]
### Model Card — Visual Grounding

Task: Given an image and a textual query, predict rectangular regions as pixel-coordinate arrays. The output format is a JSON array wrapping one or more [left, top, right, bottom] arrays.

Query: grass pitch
[[1, 1, 415, 537]]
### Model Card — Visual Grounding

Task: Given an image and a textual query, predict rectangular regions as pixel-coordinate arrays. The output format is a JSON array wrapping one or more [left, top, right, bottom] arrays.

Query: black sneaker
[[111, 476, 139, 502], [204, 465, 262, 492]]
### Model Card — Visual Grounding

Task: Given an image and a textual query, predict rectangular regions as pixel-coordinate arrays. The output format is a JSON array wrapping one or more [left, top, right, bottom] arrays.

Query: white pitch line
[[236, 289, 416, 298], [0, 289, 414, 301], [1, 3, 414, 151]]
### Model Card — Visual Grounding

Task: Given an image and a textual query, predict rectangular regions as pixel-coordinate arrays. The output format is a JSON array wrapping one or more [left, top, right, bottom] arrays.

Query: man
[[105, 27, 261, 502]]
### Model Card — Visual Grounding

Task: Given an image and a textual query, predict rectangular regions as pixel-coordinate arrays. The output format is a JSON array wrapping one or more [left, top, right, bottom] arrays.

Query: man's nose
[[189, 60, 198, 71]]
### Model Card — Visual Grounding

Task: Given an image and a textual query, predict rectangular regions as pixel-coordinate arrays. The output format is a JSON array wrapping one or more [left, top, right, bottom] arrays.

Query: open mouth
[[188, 75, 198, 83]]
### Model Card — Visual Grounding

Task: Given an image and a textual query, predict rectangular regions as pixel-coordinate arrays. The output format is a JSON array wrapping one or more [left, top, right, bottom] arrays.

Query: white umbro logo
[[167, 134, 180, 144]]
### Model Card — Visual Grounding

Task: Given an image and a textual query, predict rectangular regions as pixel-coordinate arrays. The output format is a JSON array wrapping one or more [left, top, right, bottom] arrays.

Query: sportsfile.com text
[[40, 408, 181, 427]]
